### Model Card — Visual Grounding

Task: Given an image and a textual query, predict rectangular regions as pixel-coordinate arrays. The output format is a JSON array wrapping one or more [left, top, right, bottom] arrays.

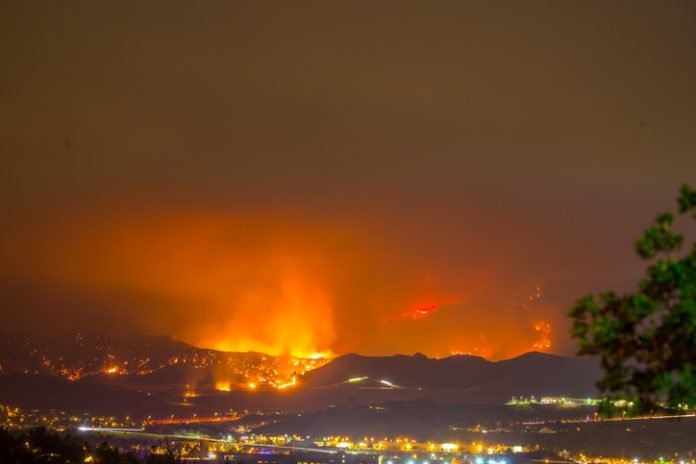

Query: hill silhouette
[[0, 334, 602, 415], [300, 351, 600, 397]]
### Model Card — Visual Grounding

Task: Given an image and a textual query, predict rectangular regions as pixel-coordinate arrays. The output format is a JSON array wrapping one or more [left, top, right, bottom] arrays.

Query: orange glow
[[20, 213, 340, 358], [103, 366, 119, 374], [215, 381, 232, 392], [4, 208, 565, 360], [449, 346, 492, 358], [248, 382, 256, 389], [449, 345, 491, 358], [401, 303, 438, 320], [276, 376, 297, 390], [532, 320, 552, 351]]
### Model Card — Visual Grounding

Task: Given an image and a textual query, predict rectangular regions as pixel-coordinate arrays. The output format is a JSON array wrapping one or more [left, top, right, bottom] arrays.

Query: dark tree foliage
[[144, 452, 180, 464], [570, 184, 696, 416], [0, 427, 176, 464]]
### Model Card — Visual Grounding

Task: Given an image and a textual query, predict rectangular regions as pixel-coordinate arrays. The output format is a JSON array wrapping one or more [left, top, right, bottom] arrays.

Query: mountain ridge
[[0, 334, 602, 416]]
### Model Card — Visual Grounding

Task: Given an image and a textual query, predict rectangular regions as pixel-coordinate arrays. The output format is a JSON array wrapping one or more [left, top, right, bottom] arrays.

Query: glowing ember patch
[[533, 320, 552, 350], [450, 347, 489, 357], [103, 366, 119, 374], [215, 381, 231, 391], [276, 376, 297, 389], [402, 304, 438, 320]]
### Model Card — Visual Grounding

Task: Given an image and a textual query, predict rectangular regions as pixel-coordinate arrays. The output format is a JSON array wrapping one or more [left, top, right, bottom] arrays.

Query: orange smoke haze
[[7, 211, 348, 357], [1, 207, 568, 360], [3, 0, 695, 366]]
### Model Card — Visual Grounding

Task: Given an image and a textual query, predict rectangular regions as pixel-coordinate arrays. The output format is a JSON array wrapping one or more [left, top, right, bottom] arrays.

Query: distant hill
[[0, 333, 200, 378], [0, 373, 181, 417], [299, 351, 601, 398], [0, 333, 327, 387], [0, 333, 602, 416]]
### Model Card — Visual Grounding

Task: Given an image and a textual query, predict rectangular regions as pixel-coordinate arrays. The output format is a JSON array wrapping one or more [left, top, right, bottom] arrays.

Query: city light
[[4, 405, 693, 464]]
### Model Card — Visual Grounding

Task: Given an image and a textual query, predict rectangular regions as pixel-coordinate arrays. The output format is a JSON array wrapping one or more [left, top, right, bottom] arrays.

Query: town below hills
[[5, 334, 696, 458]]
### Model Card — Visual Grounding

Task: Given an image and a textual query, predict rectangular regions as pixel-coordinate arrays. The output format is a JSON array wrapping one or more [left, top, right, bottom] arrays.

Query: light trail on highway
[[77, 428, 340, 454]]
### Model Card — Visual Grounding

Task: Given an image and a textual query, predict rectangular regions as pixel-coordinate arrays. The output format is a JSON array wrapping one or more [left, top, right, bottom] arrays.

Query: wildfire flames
[[401, 304, 438, 320], [532, 320, 552, 351], [214, 381, 232, 391], [5, 210, 567, 361]]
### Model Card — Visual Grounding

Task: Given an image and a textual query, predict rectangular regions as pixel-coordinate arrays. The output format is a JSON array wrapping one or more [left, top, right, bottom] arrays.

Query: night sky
[[1, 2, 695, 359]]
